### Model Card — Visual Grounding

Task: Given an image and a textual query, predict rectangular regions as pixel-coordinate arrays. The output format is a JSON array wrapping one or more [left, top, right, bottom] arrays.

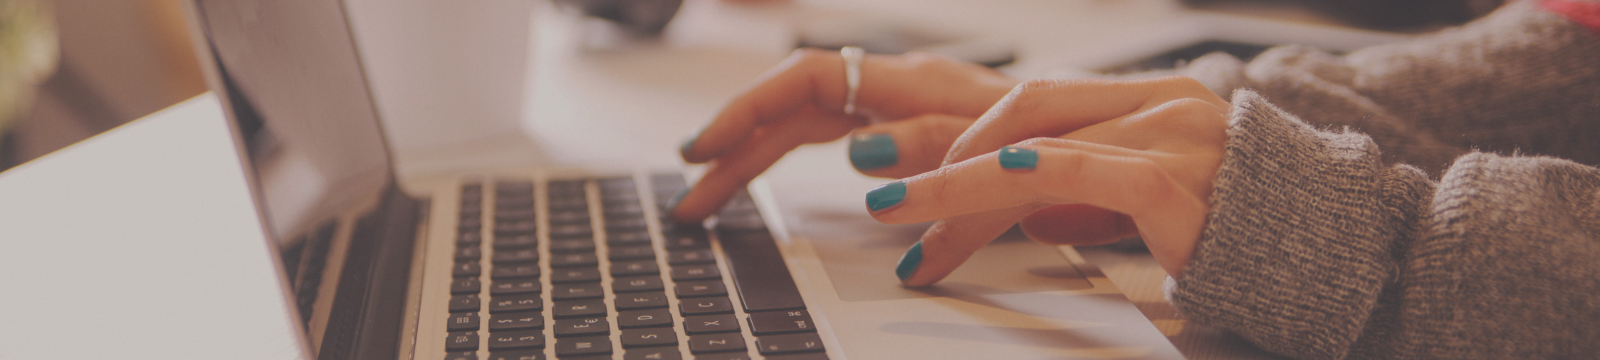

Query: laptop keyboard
[[442, 174, 828, 360]]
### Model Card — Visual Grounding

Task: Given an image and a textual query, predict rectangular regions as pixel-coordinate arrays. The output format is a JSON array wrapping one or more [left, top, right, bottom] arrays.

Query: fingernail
[[999, 146, 1038, 170], [664, 188, 689, 214], [678, 130, 702, 160], [849, 133, 899, 171], [895, 241, 924, 281], [865, 181, 906, 212]]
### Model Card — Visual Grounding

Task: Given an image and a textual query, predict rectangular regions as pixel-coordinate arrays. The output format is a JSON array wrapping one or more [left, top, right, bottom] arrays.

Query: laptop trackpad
[[799, 214, 1093, 302]]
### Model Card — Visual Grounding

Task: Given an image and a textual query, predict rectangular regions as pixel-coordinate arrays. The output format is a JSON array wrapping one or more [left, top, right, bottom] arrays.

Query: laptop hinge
[[317, 184, 422, 360]]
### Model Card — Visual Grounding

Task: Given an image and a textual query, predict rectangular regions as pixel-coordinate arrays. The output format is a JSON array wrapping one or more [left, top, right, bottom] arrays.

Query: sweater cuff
[[1169, 90, 1430, 360]]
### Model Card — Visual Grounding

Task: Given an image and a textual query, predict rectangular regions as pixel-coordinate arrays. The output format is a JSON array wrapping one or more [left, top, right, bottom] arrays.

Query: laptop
[[175, 0, 1186, 359]]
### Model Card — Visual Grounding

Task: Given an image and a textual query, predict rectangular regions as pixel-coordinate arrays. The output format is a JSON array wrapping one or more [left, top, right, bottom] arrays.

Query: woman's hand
[[868, 76, 1230, 282], [670, 49, 1018, 222]]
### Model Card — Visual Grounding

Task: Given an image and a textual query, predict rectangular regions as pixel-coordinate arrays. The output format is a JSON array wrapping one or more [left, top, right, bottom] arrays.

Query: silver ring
[[841, 46, 864, 116]]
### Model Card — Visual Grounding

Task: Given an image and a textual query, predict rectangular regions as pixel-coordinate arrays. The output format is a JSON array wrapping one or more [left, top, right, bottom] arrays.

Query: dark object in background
[[794, 16, 1017, 68], [1106, 40, 1277, 74], [1184, 0, 1506, 29], [555, 0, 683, 35]]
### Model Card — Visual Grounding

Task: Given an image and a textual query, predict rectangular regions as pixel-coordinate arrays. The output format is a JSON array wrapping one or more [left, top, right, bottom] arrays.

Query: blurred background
[[0, 0, 1500, 172]]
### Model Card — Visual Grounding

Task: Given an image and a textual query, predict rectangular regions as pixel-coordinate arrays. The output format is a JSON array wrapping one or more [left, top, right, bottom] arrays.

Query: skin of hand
[[868, 76, 1230, 283], [672, 49, 1019, 222]]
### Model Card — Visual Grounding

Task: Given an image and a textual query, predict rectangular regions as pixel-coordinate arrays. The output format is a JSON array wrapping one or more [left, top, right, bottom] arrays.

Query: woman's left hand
[[866, 76, 1230, 283]]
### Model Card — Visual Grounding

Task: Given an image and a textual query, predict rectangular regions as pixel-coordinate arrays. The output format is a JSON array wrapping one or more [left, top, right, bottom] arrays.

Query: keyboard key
[[458, 231, 483, 245], [603, 203, 645, 218], [620, 328, 679, 348], [617, 308, 673, 329], [763, 353, 829, 360], [665, 249, 714, 265], [550, 267, 602, 283], [623, 347, 681, 360], [486, 350, 544, 360], [452, 277, 481, 294], [687, 332, 746, 354], [611, 260, 660, 276], [491, 279, 542, 295], [747, 310, 816, 335], [489, 312, 544, 331], [548, 210, 590, 225], [684, 314, 740, 335], [670, 264, 720, 281], [547, 197, 589, 212], [551, 283, 605, 300], [552, 299, 607, 319], [674, 281, 727, 298], [491, 264, 540, 279], [454, 261, 482, 277], [448, 312, 480, 331], [756, 333, 825, 355], [489, 294, 543, 313], [494, 208, 538, 222], [605, 217, 649, 232], [550, 238, 597, 253], [716, 231, 805, 312], [456, 247, 484, 261], [493, 249, 539, 264], [555, 336, 612, 357], [444, 351, 478, 360], [606, 231, 652, 246], [494, 234, 538, 249], [549, 224, 594, 239], [553, 318, 610, 338], [449, 294, 481, 313], [615, 292, 669, 310], [662, 228, 711, 250], [550, 253, 599, 267], [494, 220, 538, 235], [679, 297, 733, 316], [608, 245, 656, 261], [445, 331, 479, 351], [612, 276, 664, 293], [487, 329, 546, 351]]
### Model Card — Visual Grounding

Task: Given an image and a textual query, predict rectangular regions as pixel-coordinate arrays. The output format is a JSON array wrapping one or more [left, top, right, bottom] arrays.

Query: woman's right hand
[[670, 49, 1018, 222]]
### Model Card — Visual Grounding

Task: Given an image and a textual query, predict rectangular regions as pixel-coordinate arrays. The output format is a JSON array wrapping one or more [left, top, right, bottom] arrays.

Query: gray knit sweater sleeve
[[1166, 2, 1600, 359]]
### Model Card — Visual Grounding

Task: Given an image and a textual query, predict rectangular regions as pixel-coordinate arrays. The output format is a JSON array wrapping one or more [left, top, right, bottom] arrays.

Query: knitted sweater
[[1168, 1, 1600, 359]]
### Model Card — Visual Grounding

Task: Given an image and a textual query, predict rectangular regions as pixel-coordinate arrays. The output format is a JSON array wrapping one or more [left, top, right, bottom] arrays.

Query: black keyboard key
[[687, 332, 746, 354], [608, 245, 656, 261], [670, 264, 720, 281], [554, 336, 612, 357], [487, 329, 546, 351], [615, 292, 669, 310], [607, 231, 652, 246], [452, 277, 481, 294], [605, 217, 649, 232], [620, 328, 679, 348], [458, 231, 484, 245], [448, 312, 480, 331], [666, 249, 714, 265], [675, 281, 727, 298], [612, 276, 664, 293], [716, 231, 806, 312], [445, 331, 479, 351], [494, 208, 538, 222], [684, 314, 740, 335], [550, 238, 597, 253], [493, 249, 540, 264], [449, 294, 481, 313], [547, 197, 589, 212], [455, 247, 483, 261], [552, 299, 608, 319], [487, 350, 544, 360], [747, 310, 816, 335], [694, 353, 754, 360], [454, 261, 483, 277], [494, 234, 538, 249], [491, 279, 542, 295], [549, 224, 594, 239], [551, 283, 605, 300], [548, 210, 590, 225], [550, 267, 602, 283], [549, 253, 599, 267], [679, 297, 733, 316], [611, 260, 659, 276], [603, 203, 645, 218], [623, 347, 681, 360], [756, 333, 825, 355], [553, 318, 610, 338], [490, 294, 543, 313], [494, 220, 538, 235], [492, 264, 541, 279], [445, 351, 478, 360], [617, 308, 673, 329], [662, 227, 711, 250], [489, 312, 545, 331]]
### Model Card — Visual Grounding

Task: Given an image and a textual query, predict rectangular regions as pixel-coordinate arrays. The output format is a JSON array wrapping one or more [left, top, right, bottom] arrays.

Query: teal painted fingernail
[[895, 241, 924, 281], [665, 188, 688, 213], [999, 146, 1038, 170], [865, 181, 906, 212], [849, 133, 899, 171], [678, 131, 700, 159]]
